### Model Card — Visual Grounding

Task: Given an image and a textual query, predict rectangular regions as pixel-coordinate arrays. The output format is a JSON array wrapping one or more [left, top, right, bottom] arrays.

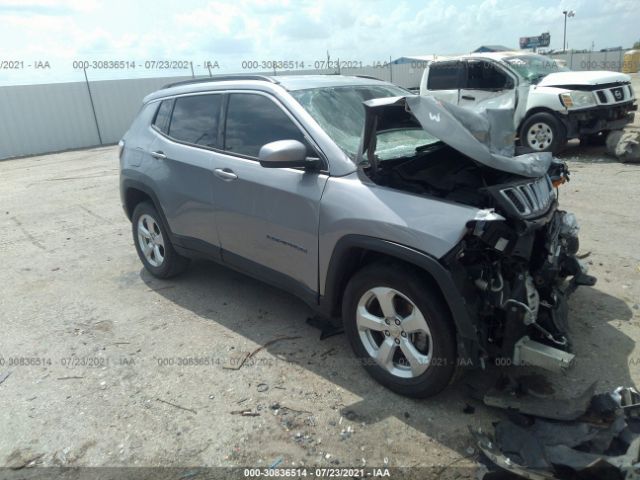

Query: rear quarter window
[[152, 99, 173, 134]]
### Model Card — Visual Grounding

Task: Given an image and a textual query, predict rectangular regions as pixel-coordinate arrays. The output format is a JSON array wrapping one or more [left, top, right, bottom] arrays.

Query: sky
[[0, 0, 638, 85]]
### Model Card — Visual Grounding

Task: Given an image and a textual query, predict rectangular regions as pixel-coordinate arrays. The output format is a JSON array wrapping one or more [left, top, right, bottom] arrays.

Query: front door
[[211, 92, 328, 297], [458, 59, 518, 112]]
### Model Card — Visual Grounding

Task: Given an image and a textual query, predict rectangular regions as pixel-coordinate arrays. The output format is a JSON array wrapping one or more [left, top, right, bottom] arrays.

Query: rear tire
[[519, 112, 567, 154], [131, 202, 189, 278], [342, 262, 457, 398]]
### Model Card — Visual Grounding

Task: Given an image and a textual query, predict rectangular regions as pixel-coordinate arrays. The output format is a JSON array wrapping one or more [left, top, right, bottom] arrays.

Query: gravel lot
[[1, 86, 639, 477]]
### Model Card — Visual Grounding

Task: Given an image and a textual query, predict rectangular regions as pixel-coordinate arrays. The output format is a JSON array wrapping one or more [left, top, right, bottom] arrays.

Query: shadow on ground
[[140, 257, 635, 460]]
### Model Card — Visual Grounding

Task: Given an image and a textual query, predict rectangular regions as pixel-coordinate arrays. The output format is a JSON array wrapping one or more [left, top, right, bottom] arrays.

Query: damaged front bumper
[[562, 101, 637, 137], [443, 199, 596, 372]]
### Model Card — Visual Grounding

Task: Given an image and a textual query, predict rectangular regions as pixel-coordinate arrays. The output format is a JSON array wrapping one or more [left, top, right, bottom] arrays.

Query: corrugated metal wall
[[0, 66, 423, 160], [0, 76, 188, 160], [546, 50, 627, 72]]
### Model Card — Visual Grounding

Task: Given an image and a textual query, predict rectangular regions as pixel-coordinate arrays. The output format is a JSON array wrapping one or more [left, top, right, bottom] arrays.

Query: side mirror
[[258, 140, 318, 169]]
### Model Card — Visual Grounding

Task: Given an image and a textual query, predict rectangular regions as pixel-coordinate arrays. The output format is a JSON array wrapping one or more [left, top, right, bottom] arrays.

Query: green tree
[[634, 39, 640, 49]]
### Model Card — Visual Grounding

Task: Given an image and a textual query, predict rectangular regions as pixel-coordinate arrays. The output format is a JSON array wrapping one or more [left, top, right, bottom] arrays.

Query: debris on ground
[[225, 336, 302, 370], [269, 456, 283, 468], [156, 397, 197, 414], [5, 449, 44, 470], [230, 409, 260, 417], [0, 371, 11, 386], [222, 351, 251, 370], [607, 128, 640, 163], [473, 386, 640, 479], [483, 378, 597, 421]]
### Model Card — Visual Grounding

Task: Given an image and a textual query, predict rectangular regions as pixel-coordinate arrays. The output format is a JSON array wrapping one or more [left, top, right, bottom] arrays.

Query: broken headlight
[[559, 91, 596, 109], [466, 210, 518, 255]]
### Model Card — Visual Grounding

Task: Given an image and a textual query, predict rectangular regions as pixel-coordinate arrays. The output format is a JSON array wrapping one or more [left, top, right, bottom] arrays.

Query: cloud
[[0, 0, 639, 85], [0, 0, 97, 15]]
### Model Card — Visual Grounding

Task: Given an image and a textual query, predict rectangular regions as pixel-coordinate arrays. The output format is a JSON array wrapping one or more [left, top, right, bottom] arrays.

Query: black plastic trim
[[320, 234, 478, 342]]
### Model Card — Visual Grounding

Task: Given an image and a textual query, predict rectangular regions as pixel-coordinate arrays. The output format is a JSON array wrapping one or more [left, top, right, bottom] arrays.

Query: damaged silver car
[[120, 75, 596, 398]]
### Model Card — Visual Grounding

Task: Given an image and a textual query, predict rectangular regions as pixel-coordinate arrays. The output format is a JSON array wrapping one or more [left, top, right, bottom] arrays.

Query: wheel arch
[[121, 179, 174, 239], [321, 235, 478, 345]]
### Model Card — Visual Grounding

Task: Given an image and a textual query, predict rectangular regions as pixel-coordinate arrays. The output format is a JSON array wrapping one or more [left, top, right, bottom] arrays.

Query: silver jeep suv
[[119, 74, 594, 397]]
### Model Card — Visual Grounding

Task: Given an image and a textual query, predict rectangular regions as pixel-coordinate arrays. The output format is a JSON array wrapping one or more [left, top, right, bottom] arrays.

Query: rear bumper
[[562, 101, 637, 137]]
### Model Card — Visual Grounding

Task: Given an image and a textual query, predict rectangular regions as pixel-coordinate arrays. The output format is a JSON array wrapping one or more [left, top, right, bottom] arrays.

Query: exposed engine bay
[[359, 96, 597, 370]]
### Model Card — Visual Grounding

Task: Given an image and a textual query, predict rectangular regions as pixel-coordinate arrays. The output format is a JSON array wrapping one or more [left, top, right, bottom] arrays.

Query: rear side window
[[168, 94, 222, 148], [224, 93, 309, 157], [153, 99, 173, 134], [465, 60, 511, 90], [427, 61, 462, 90]]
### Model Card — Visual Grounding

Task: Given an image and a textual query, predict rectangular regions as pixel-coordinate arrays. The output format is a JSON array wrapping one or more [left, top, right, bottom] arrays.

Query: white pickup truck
[[420, 52, 637, 153]]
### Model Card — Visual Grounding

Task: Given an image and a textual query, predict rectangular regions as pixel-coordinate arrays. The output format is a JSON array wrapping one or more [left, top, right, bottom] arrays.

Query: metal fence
[[0, 63, 423, 160], [0, 53, 634, 160], [545, 50, 628, 72]]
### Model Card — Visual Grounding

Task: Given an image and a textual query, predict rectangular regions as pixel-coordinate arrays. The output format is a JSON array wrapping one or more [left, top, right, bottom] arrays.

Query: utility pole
[[562, 10, 575, 52]]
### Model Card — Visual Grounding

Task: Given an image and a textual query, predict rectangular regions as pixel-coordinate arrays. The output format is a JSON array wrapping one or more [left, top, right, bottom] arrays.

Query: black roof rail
[[354, 75, 383, 81], [162, 75, 279, 89]]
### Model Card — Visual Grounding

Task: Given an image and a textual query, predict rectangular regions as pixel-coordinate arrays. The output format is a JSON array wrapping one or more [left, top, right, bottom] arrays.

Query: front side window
[[168, 94, 222, 148], [427, 61, 463, 90], [465, 60, 511, 90], [224, 93, 308, 157], [153, 99, 173, 134]]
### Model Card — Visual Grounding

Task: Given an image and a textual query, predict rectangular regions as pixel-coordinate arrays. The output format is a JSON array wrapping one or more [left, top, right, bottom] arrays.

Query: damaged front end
[[359, 95, 596, 371], [443, 187, 595, 371]]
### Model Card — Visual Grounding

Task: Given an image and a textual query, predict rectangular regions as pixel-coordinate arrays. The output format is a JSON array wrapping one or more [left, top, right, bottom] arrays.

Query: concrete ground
[[1, 100, 639, 477]]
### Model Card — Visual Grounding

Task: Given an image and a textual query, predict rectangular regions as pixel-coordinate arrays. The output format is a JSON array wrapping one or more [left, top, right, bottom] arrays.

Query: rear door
[[212, 91, 328, 298], [149, 93, 224, 252], [458, 59, 517, 112], [421, 60, 463, 104]]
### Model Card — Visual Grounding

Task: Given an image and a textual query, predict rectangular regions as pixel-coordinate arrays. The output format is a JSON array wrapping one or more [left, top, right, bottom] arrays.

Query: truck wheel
[[132, 202, 190, 278], [342, 262, 456, 398], [520, 112, 567, 153]]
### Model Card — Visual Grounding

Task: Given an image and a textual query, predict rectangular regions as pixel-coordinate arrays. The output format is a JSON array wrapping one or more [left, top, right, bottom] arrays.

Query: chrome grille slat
[[499, 176, 554, 218]]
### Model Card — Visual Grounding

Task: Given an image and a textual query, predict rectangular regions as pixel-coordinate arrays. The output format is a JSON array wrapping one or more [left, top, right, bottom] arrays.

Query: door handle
[[461, 95, 476, 101], [214, 168, 238, 181], [150, 150, 167, 160]]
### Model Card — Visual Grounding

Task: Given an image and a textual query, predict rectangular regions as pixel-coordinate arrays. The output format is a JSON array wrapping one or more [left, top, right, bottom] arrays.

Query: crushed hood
[[537, 70, 631, 87], [359, 95, 552, 178]]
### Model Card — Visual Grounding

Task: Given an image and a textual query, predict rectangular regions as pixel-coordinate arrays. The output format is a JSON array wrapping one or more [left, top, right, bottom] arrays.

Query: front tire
[[131, 202, 189, 278], [520, 112, 567, 153], [342, 262, 457, 398]]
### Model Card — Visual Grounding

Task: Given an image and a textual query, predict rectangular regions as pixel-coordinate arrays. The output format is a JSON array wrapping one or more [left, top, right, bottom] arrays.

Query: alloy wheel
[[356, 287, 433, 379], [137, 214, 165, 267]]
